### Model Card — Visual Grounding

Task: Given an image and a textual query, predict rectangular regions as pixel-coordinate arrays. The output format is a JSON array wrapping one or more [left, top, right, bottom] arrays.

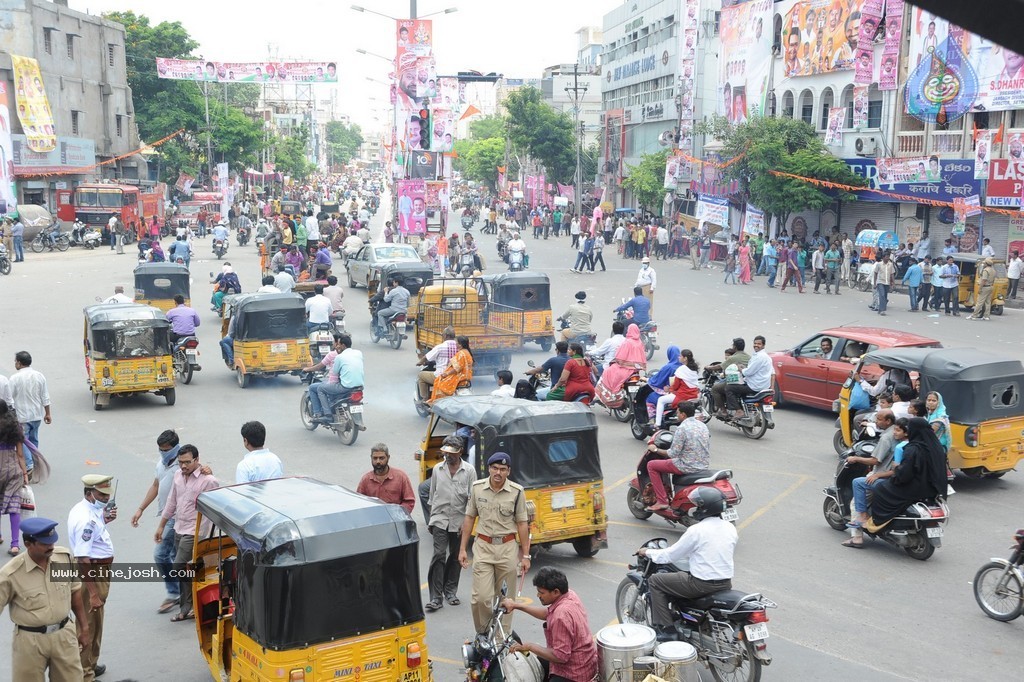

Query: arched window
[[782, 91, 794, 119], [819, 87, 835, 130], [839, 84, 854, 128], [769, 92, 778, 117], [799, 89, 814, 125], [773, 13, 783, 51]]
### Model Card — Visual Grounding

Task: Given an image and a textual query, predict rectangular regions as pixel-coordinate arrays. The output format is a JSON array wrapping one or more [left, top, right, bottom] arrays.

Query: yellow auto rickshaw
[[192, 477, 432, 682], [134, 262, 191, 312], [950, 253, 1008, 315], [417, 396, 608, 556], [83, 303, 176, 410], [224, 292, 310, 388], [836, 347, 1024, 478], [481, 271, 554, 351]]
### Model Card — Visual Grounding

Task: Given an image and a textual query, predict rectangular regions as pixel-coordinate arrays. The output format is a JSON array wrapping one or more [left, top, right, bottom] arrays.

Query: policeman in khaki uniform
[[458, 452, 531, 633], [68, 474, 117, 680], [0, 517, 91, 681]]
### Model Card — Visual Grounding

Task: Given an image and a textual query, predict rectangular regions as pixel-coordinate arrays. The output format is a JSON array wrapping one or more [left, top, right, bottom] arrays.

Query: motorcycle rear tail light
[[927, 507, 946, 518], [762, 396, 774, 405], [965, 425, 979, 447], [185, 339, 199, 349], [748, 610, 769, 624], [350, 391, 363, 402]]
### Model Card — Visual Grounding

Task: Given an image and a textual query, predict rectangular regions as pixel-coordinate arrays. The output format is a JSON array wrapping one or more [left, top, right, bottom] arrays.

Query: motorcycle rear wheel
[[709, 638, 762, 682], [30, 238, 45, 253], [336, 412, 359, 446], [389, 328, 403, 350], [626, 486, 653, 520], [643, 335, 655, 361], [56, 236, 70, 252], [0, 258, 10, 276], [612, 398, 632, 422], [177, 353, 194, 385], [903, 532, 936, 561], [614, 578, 651, 626], [973, 562, 1024, 621], [740, 408, 769, 439]]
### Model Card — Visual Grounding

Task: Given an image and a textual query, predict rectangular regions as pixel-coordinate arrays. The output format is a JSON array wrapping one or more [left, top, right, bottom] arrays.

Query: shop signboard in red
[[396, 179, 426, 236], [985, 158, 1024, 207]]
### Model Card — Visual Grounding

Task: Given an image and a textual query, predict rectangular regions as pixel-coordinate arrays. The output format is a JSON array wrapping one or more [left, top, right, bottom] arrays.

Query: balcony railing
[[896, 132, 925, 156], [931, 131, 964, 155]]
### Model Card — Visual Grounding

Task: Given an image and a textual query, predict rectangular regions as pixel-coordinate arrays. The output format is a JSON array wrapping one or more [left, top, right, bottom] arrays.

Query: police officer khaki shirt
[[465, 478, 529, 538], [0, 547, 81, 628], [68, 499, 115, 559]]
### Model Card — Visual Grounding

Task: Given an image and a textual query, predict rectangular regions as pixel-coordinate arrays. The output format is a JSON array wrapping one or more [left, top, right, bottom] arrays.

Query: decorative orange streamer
[[18, 128, 185, 178], [768, 169, 1020, 217]]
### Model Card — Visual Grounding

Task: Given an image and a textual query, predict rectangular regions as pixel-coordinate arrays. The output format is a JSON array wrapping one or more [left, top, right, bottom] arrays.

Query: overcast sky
[[82, 0, 621, 131]]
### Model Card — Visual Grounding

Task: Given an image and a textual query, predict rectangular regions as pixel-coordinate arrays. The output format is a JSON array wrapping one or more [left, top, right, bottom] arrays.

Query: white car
[[346, 244, 421, 288]]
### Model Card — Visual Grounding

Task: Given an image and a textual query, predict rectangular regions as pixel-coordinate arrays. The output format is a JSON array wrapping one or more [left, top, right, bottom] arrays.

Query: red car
[[769, 327, 941, 410]]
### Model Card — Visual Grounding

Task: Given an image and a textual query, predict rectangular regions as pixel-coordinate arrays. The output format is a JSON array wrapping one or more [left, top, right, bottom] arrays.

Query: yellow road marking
[[609, 519, 667, 530], [606, 472, 634, 492], [737, 475, 811, 531], [430, 655, 463, 666]]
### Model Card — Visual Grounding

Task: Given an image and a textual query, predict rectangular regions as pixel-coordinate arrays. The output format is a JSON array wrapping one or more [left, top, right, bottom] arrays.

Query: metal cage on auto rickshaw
[[418, 396, 608, 556], [836, 347, 1024, 477], [192, 477, 431, 682], [82, 303, 175, 409], [226, 293, 310, 388], [134, 262, 191, 312], [948, 253, 1008, 315], [480, 271, 554, 351]]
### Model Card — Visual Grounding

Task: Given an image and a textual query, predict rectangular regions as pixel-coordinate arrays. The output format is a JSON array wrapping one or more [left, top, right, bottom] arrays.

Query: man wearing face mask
[[68, 475, 118, 681], [635, 256, 657, 315]]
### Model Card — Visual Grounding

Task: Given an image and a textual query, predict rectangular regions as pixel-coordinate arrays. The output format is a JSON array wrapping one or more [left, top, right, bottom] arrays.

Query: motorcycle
[[696, 368, 775, 440], [616, 538, 776, 681], [626, 431, 743, 526], [832, 417, 879, 456], [515, 361, 550, 401], [299, 371, 366, 446], [369, 305, 408, 350], [308, 323, 335, 366], [555, 318, 596, 354], [629, 383, 683, 440], [414, 360, 472, 417], [592, 359, 645, 422], [821, 444, 950, 561], [508, 249, 525, 272], [69, 220, 102, 249], [236, 225, 251, 246], [0, 243, 11, 276], [212, 238, 228, 259], [461, 214, 475, 230], [496, 238, 509, 261], [171, 336, 202, 385], [30, 222, 70, 253], [615, 309, 659, 361], [462, 580, 543, 682], [329, 309, 347, 335], [973, 528, 1024, 621]]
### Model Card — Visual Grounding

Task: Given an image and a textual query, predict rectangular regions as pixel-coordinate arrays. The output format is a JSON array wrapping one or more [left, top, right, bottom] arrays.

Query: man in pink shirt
[[155, 444, 219, 622]]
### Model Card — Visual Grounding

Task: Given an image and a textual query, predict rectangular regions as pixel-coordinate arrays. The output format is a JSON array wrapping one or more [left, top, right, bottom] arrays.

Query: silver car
[[346, 243, 421, 288]]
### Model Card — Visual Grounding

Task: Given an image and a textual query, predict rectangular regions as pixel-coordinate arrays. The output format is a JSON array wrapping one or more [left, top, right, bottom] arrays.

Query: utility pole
[[564, 63, 588, 217], [203, 78, 213, 182], [410, 0, 417, 19]]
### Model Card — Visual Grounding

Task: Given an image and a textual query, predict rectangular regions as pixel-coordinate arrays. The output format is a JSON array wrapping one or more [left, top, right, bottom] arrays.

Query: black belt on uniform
[[17, 617, 70, 634]]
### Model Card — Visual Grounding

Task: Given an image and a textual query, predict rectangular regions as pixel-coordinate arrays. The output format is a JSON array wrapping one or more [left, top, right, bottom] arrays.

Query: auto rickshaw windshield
[[491, 430, 602, 488], [136, 275, 190, 300], [235, 308, 307, 340], [91, 321, 171, 359]]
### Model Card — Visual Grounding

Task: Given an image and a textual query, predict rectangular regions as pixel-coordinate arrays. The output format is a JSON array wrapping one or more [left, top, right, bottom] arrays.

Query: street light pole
[[565, 63, 588, 217]]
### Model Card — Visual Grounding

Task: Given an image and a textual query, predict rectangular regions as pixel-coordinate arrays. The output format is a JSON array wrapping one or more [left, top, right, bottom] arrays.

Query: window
[[798, 336, 837, 360], [1011, 109, 1024, 129], [66, 34, 75, 60], [799, 90, 814, 125], [782, 91, 794, 118], [71, 111, 80, 136], [840, 85, 854, 128], [820, 88, 835, 130], [108, 44, 116, 67], [867, 98, 883, 128], [43, 28, 53, 55], [548, 439, 579, 464], [992, 383, 1020, 409], [115, 114, 123, 138]]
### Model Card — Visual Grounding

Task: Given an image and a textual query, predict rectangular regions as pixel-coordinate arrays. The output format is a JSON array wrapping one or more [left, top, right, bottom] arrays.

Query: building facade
[[0, 0, 146, 211], [540, 63, 602, 146]]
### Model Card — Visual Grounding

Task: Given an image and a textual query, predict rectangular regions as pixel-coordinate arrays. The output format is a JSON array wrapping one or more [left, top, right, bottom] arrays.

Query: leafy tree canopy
[[622, 149, 669, 214]]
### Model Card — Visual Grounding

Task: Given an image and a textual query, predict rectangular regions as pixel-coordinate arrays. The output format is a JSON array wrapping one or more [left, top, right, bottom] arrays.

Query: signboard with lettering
[[985, 158, 1024, 207], [11, 135, 95, 175], [844, 158, 979, 204]]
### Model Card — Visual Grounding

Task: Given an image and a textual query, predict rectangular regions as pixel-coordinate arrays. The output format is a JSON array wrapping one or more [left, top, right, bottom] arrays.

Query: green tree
[[502, 88, 577, 183], [622, 150, 669, 214], [325, 121, 364, 167], [467, 115, 505, 140], [458, 138, 507, 191], [272, 125, 314, 180], [698, 115, 866, 230]]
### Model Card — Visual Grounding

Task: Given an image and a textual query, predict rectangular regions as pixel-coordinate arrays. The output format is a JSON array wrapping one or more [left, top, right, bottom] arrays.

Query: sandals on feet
[[158, 598, 179, 614], [170, 611, 195, 622], [425, 599, 442, 612], [446, 596, 461, 606], [7, 547, 20, 556], [841, 539, 864, 549]]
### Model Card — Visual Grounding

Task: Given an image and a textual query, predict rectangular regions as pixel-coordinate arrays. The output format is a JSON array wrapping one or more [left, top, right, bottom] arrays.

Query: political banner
[[214, 62, 265, 83], [906, 6, 1024, 113], [697, 195, 730, 227], [986, 157, 1024, 207], [395, 179, 427, 236], [434, 77, 460, 108], [1008, 214, 1024, 255], [719, 0, 773, 124], [853, 85, 869, 128], [824, 106, 845, 146], [155, 59, 337, 83], [854, 0, 883, 84], [397, 20, 432, 108], [677, 0, 699, 155], [174, 171, 195, 196], [743, 204, 765, 236], [425, 181, 449, 213], [964, 194, 982, 216], [664, 153, 686, 190], [397, 19, 433, 58], [875, 156, 942, 183], [557, 183, 575, 202], [974, 130, 993, 179], [780, 0, 862, 78], [272, 62, 339, 83], [879, 0, 903, 90], [0, 83, 17, 216], [430, 108, 455, 151], [11, 55, 56, 153], [952, 198, 966, 236], [156, 58, 217, 81], [845, 157, 980, 203]]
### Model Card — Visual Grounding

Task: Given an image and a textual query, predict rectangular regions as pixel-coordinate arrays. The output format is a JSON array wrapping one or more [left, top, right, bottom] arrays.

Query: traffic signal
[[418, 105, 431, 150]]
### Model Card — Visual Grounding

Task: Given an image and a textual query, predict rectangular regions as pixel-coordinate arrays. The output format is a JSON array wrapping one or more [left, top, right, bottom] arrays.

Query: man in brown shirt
[[355, 443, 416, 514], [0, 517, 90, 681]]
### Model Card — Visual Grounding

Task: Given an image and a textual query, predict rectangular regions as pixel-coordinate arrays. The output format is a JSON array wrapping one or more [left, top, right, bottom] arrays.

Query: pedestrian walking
[[902, 257, 923, 311], [1007, 251, 1021, 299], [235, 421, 283, 483], [840, 233, 854, 285], [155, 444, 219, 622], [939, 255, 961, 316], [635, 257, 657, 314], [872, 252, 896, 315], [0, 517, 90, 681], [0, 403, 27, 557], [824, 242, 841, 294], [68, 474, 117, 681], [9, 351, 50, 473], [592, 233, 607, 272], [10, 217, 25, 262], [459, 453, 530, 634], [919, 256, 933, 311], [968, 257, 997, 320], [425, 435, 475, 613], [780, 244, 804, 293]]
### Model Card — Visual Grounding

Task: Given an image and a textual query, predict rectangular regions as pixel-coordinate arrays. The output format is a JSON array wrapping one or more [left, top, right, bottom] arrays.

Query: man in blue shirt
[[525, 341, 569, 400], [901, 257, 923, 311], [314, 334, 364, 421], [615, 286, 652, 325]]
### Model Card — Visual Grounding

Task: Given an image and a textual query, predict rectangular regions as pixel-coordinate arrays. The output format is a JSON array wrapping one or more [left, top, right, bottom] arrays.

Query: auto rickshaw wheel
[[236, 368, 250, 388], [993, 305, 1004, 316], [93, 394, 104, 411], [539, 338, 552, 352], [572, 536, 599, 558], [164, 388, 176, 406]]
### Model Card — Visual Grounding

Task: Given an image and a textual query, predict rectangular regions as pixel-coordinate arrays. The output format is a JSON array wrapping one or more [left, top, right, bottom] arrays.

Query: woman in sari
[[645, 346, 682, 418], [738, 238, 753, 284], [867, 417, 948, 529], [925, 391, 951, 452], [595, 323, 647, 404], [550, 342, 595, 403], [431, 336, 474, 401]]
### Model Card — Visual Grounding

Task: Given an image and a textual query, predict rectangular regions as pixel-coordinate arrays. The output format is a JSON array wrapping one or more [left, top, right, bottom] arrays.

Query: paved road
[[1, 215, 1021, 681]]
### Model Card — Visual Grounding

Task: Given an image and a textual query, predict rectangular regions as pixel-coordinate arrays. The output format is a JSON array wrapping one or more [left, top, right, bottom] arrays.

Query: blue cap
[[487, 452, 512, 467], [21, 517, 59, 544]]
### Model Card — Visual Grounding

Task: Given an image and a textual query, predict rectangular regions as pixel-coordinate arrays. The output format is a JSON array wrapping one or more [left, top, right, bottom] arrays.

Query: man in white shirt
[[981, 238, 996, 259], [0, 372, 11, 408], [490, 370, 515, 397], [305, 284, 334, 333], [103, 285, 134, 304], [235, 421, 283, 484], [725, 335, 773, 424], [10, 351, 51, 469], [914, 232, 930, 260], [635, 257, 657, 314], [304, 210, 321, 243], [324, 275, 345, 313], [1008, 250, 1022, 299], [589, 321, 625, 377], [256, 275, 281, 293], [273, 268, 295, 293], [639, 487, 737, 640]]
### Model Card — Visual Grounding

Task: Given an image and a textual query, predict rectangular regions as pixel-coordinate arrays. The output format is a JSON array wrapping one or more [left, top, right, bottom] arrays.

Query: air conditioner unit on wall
[[854, 136, 877, 157]]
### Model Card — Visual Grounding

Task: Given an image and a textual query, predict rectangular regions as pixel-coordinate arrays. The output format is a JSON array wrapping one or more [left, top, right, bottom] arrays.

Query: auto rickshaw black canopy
[[231, 292, 307, 341], [861, 348, 1024, 423], [431, 396, 602, 486], [133, 262, 191, 299], [379, 261, 434, 295], [84, 302, 170, 327], [84, 303, 172, 358], [482, 272, 551, 309], [196, 478, 423, 650]]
